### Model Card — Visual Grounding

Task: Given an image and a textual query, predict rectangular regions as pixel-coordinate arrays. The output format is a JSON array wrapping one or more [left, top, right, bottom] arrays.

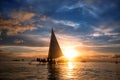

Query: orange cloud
[[11, 10, 35, 22], [0, 18, 36, 35], [0, 10, 37, 36]]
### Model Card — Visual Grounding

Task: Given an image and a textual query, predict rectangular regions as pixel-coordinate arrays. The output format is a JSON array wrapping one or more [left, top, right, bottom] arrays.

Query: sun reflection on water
[[68, 62, 74, 69], [66, 61, 75, 79]]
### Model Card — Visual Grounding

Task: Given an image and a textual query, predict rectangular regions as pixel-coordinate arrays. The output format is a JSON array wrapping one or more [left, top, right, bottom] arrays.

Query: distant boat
[[115, 62, 118, 64], [48, 29, 64, 63], [115, 61, 118, 64]]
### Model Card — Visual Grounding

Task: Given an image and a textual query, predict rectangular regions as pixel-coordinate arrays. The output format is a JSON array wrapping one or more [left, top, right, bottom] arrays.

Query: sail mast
[[48, 29, 63, 59]]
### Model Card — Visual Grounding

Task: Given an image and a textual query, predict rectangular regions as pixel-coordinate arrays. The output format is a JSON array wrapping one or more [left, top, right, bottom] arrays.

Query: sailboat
[[29, 29, 63, 64], [48, 29, 63, 63]]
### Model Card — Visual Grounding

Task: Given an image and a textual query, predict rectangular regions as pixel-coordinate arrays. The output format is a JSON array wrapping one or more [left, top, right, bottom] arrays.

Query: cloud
[[0, 11, 37, 35], [0, 0, 119, 56], [94, 26, 113, 34], [108, 36, 120, 42], [23, 34, 49, 47], [58, 32, 120, 48], [40, 15, 47, 21], [82, 0, 101, 4], [14, 39, 24, 44], [0, 18, 36, 35], [76, 46, 120, 55], [0, 46, 48, 52], [0, 34, 49, 47], [57, 1, 100, 18], [0, 10, 37, 36], [11, 10, 35, 22], [0, 47, 48, 59], [52, 19, 79, 28], [0, 46, 49, 57], [91, 32, 103, 37], [92, 25, 119, 37], [54, 33, 83, 49], [56, 32, 120, 55], [83, 44, 120, 48], [29, 14, 48, 28]]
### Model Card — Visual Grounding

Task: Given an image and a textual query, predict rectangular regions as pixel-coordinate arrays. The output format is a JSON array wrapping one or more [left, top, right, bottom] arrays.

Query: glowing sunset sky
[[0, 0, 120, 57]]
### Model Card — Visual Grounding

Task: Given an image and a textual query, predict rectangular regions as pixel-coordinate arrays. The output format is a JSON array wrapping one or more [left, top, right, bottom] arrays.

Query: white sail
[[48, 29, 63, 59]]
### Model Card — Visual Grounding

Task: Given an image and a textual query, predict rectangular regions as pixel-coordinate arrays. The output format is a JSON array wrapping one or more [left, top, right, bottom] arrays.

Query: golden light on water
[[63, 47, 79, 60], [68, 62, 74, 69], [66, 61, 74, 78]]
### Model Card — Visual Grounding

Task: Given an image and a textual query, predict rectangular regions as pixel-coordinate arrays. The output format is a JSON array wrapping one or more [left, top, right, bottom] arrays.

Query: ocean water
[[0, 61, 120, 80]]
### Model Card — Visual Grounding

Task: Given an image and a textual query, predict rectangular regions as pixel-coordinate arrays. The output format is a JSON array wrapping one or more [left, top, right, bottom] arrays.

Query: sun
[[63, 47, 78, 60]]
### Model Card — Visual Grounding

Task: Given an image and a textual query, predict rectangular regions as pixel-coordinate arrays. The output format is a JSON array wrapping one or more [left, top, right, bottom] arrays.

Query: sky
[[0, 0, 120, 58]]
